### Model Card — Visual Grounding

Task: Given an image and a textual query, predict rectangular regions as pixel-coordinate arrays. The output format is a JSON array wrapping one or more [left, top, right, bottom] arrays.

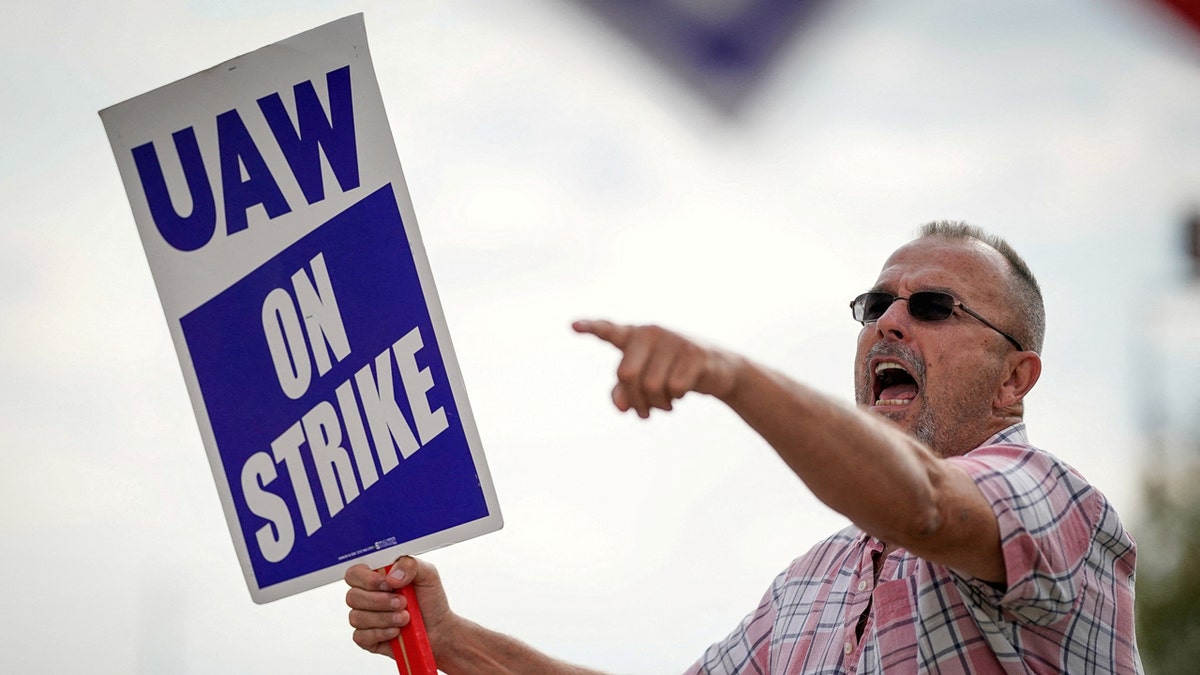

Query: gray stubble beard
[[856, 341, 940, 452]]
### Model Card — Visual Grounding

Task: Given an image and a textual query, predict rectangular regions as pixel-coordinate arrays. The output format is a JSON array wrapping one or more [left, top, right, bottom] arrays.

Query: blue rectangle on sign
[[181, 184, 489, 589]]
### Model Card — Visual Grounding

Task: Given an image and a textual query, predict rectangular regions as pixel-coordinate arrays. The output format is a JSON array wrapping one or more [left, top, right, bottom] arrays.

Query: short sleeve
[[946, 444, 1102, 626]]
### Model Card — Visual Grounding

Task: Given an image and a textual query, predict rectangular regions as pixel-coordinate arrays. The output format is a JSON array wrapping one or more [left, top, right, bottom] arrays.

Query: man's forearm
[[435, 617, 610, 675], [719, 359, 939, 538], [718, 358, 1002, 581]]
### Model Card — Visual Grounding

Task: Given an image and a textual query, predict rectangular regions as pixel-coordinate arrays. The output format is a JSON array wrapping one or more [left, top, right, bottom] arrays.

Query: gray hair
[[918, 221, 1045, 354]]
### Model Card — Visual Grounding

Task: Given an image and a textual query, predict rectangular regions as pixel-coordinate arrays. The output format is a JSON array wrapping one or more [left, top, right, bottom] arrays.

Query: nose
[[872, 296, 910, 342]]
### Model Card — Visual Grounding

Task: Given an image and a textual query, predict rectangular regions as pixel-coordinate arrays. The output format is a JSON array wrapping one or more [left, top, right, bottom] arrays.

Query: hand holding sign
[[572, 320, 743, 417], [346, 558, 448, 672]]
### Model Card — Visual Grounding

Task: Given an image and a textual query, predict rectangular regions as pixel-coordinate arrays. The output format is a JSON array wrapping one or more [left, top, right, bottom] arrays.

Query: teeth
[[874, 361, 914, 407], [875, 362, 906, 375]]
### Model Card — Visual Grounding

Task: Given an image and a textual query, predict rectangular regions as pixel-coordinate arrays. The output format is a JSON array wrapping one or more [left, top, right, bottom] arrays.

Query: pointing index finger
[[572, 319, 632, 348]]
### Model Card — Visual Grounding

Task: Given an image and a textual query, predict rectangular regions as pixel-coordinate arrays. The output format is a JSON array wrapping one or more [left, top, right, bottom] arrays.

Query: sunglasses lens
[[855, 292, 894, 322], [908, 292, 955, 321]]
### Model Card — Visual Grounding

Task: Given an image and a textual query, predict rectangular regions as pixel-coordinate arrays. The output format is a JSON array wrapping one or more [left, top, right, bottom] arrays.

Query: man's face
[[854, 236, 1019, 457]]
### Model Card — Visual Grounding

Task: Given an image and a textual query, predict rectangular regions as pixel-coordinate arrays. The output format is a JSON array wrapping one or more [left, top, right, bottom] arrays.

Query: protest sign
[[100, 14, 502, 604]]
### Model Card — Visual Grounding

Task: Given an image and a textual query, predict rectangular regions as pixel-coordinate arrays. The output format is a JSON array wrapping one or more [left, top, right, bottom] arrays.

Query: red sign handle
[[383, 564, 437, 675]]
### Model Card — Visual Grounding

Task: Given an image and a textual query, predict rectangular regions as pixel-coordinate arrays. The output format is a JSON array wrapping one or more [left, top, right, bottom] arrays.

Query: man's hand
[[345, 556, 454, 659], [572, 320, 742, 418]]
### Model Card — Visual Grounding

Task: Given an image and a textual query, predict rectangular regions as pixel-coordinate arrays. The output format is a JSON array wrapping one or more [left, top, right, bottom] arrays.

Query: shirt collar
[[979, 421, 1027, 448]]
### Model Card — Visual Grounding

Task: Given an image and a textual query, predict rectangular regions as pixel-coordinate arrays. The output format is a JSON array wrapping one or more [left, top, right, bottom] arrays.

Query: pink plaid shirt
[[685, 424, 1142, 674]]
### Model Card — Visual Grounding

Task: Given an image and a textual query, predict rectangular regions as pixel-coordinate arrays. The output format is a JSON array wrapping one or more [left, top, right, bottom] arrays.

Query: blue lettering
[[258, 65, 360, 205], [133, 65, 361, 251], [131, 128, 217, 252], [217, 108, 292, 235]]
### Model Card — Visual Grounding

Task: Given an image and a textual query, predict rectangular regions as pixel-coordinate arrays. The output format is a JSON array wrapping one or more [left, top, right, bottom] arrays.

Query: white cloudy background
[[2, 0, 1197, 672]]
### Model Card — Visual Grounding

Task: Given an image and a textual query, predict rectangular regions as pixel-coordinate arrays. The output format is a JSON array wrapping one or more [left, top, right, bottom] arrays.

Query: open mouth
[[873, 361, 919, 407]]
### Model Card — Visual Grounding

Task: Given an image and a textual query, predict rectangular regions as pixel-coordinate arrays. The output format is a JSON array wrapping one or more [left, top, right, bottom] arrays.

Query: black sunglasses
[[850, 291, 1024, 352]]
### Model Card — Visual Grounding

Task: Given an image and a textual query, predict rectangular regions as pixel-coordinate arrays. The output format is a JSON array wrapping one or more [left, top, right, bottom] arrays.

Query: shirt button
[[857, 580, 868, 592], [844, 641, 853, 655]]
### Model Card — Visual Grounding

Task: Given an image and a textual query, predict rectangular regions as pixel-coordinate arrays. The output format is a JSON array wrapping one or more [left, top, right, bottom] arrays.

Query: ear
[[994, 351, 1041, 410]]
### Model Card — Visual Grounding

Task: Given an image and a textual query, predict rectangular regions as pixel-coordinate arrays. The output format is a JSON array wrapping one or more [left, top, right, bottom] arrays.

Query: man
[[345, 222, 1142, 673]]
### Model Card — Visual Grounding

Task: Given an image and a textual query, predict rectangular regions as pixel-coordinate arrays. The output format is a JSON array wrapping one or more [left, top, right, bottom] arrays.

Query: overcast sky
[[2, 0, 1198, 672]]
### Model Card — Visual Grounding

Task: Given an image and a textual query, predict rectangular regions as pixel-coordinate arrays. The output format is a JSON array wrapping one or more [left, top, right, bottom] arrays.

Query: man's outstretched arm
[[346, 557, 609, 675], [572, 319, 1006, 584]]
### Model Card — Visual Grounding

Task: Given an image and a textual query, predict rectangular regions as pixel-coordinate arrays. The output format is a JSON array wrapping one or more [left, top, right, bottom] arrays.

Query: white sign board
[[100, 14, 502, 603]]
